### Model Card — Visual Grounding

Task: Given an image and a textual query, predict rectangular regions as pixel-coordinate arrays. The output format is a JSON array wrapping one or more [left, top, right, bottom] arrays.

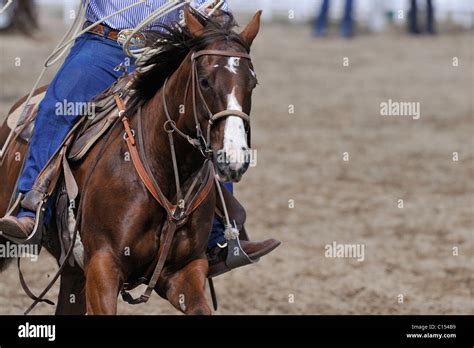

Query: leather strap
[[206, 109, 250, 145], [210, 110, 250, 124], [18, 258, 55, 306], [116, 96, 174, 214], [191, 50, 251, 61], [187, 162, 215, 214], [122, 219, 178, 304]]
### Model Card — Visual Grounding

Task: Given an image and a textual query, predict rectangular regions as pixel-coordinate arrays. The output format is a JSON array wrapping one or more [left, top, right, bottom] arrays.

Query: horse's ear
[[184, 7, 204, 37], [240, 10, 262, 46]]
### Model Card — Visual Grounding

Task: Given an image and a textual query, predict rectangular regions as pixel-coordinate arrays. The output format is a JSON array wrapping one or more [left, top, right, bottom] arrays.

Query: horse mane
[[126, 10, 250, 116]]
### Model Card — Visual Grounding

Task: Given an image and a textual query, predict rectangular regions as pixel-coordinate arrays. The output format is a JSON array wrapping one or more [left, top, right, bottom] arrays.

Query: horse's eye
[[200, 78, 211, 89]]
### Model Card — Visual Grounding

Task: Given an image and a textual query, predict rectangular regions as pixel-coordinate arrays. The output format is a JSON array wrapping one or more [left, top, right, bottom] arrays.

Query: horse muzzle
[[214, 149, 250, 183]]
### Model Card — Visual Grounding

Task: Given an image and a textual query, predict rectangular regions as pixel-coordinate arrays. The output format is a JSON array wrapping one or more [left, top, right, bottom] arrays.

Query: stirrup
[[224, 221, 256, 269]]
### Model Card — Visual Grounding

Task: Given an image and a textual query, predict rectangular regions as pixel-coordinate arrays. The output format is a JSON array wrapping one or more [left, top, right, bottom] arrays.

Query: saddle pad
[[7, 92, 46, 131]]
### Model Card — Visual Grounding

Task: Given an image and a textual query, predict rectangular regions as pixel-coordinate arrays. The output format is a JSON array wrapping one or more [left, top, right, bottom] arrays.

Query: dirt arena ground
[[0, 14, 472, 315]]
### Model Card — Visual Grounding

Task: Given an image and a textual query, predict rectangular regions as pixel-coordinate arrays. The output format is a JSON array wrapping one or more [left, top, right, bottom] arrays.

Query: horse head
[[128, 8, 262, 184], [183, 8, 262, 183]]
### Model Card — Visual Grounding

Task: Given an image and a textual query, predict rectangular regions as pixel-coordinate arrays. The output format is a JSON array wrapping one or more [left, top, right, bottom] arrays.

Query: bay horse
[[0, 8, 262, 315]]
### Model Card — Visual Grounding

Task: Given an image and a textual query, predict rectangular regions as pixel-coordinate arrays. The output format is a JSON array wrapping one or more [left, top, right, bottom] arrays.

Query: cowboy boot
[[210, 184, 280, 277], [0, 158, 57, 241], [0, 173, 51, 241], [3, 166, 57, 240], [0, 215, 35, 239], [2, 141, 68, 240], [207, 237, 281, 278]]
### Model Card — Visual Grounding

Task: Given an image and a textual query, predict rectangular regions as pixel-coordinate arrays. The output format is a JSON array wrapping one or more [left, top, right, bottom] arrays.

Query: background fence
[[40, 0, 474, 28]]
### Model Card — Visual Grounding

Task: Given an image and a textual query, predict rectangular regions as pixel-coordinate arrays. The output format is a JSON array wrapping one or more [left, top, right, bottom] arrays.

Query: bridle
[[162, 49, 252, 159], [116, 47, 254, 304], [160, 48, 253, 213]]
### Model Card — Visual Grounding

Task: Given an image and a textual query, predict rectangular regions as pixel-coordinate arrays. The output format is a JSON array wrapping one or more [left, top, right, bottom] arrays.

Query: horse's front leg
[[56, 264, 86, 315], [85, 251, 123, 315], [165, 258, 212, 315]]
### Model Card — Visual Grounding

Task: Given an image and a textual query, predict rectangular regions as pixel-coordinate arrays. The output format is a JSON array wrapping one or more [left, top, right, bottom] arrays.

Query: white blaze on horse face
[[224, 87, 248, 167], [225, 57, 240, 75]]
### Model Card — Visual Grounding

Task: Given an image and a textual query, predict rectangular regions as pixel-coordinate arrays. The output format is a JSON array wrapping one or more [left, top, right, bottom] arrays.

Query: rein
[[116, 48, 253, 304]]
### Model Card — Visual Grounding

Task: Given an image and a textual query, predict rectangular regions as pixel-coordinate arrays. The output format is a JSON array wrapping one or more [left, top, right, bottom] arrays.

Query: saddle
[[6, 73, 135, 158]]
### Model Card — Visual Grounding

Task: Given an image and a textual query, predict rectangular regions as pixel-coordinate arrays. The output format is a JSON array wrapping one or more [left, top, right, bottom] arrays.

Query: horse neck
[[139, 57, 204, 198]]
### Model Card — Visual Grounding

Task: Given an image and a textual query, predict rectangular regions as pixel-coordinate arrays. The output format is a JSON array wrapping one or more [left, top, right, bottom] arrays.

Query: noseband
[[162, 49, 252, 158]]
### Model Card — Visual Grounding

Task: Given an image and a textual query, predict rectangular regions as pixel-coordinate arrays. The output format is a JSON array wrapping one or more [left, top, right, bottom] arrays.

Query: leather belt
[[84, 21, 120, 41], [83, 21, 146, 48]]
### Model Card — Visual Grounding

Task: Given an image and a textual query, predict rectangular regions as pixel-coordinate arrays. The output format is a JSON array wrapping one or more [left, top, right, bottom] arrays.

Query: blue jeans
[[208, 183, 233, 248], [18, 32, 126, 221], [16, 32, 229, 249], [314, 0, 354, 37]]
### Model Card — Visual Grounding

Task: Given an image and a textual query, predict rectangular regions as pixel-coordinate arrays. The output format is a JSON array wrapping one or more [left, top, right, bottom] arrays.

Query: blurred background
[[0, 0, 472, 314]]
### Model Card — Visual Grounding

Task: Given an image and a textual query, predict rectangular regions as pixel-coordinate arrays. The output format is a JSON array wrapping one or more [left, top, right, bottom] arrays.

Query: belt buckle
[[117, 29, 146, 48]]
